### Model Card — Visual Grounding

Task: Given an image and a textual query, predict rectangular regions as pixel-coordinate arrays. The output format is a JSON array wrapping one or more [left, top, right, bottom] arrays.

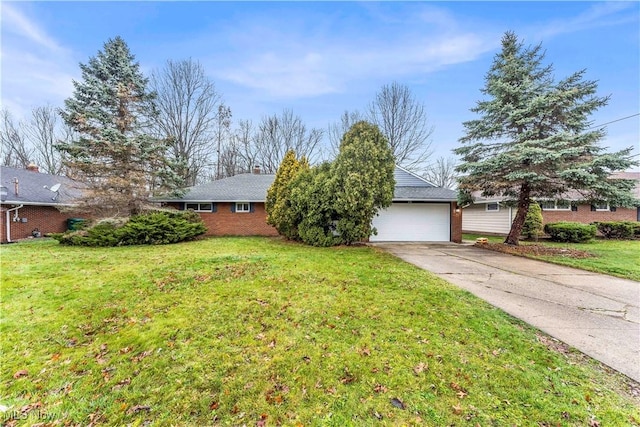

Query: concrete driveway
[[375, 243, 640, 382]]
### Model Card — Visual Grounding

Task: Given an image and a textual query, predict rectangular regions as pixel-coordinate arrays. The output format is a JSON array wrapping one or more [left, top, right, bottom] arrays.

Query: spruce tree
[[455, 31, 637, 245], [59, 36, 178, 217]]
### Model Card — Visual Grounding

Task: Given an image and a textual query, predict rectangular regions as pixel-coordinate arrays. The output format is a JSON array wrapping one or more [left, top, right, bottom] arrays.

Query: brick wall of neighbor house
[[166, 202, 278, 237], [0, 205, 85, 243], [541, 205, 637, 224]]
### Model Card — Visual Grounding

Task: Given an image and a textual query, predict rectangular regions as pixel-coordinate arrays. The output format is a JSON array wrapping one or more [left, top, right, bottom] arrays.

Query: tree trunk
[[505, 183, 531, 246]]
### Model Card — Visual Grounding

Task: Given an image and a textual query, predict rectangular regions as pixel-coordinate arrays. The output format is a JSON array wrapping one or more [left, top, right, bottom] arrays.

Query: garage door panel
[[371, 203, 450, 242]]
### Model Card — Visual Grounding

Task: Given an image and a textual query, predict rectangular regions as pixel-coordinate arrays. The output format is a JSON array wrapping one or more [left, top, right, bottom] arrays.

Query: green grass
[[463, 233, 640, 281], [1, 238, 639, 426]]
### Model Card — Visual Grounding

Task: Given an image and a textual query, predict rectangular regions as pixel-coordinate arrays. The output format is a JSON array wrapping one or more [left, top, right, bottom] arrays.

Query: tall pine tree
[[59, 36, 178, 217], [455, 32, 637, 245]]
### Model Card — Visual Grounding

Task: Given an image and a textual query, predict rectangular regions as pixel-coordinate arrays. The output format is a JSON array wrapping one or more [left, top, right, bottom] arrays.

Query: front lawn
[[1, 238, 638, 425], [464, 233, 640, 281]]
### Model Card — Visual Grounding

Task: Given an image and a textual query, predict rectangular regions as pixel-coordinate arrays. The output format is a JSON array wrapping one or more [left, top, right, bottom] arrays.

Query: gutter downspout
[[4, 204, 23, 243]]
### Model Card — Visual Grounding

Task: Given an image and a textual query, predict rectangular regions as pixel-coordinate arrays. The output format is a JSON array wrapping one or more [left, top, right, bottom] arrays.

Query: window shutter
[[212, 203, 217, 213], [250, 203, 255, 213], [231, 203, 236, 213], [610, 206, 616, 212], [590, 205, 596, 212], [179, 202, 185, 210], [571, 204, 577, 212]]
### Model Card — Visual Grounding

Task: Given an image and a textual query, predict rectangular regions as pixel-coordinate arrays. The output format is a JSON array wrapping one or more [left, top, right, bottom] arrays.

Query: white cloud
[[537, 2, 637, 39], [0, 3, 77, 118], [210, 5, 497, 99]]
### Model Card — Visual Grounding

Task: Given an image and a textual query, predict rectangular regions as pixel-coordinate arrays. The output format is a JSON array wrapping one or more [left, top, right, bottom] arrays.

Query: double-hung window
[[185, 202, 214, 212], [235, 202, 251, 213]]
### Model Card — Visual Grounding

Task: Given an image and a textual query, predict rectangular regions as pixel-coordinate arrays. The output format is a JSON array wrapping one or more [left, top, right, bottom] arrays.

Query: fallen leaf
[[119, 347, 132, 354], [373, 411, 383, 420], [359, 347, 371, 357], [127, 405, 151, 414], [131, 350, 152, 363], [390, 397, 406, 410], [457, 390, 468, 399], [589, 418, 600, 427], [112, 378, 131, 391], [268, 340, 276, 348], [373, 384, 388, 394], [413, 362, 427, 375], [51, 353, 61, 361], [452, 403, 463, 415], [13, 370, 28, 379], [210, 401, 219, 410]]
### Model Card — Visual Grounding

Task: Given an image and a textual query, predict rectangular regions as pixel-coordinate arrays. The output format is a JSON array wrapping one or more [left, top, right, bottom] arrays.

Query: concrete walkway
[[375, 243, 640, 382]]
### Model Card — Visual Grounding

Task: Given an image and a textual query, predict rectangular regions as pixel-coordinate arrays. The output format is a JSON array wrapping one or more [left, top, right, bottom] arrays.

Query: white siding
[[462, 204, 513, 234]]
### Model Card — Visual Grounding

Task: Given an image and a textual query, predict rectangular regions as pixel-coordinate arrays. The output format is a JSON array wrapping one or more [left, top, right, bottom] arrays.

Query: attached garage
[[368, 166, 461, 243], [371, 202, 451, 242]]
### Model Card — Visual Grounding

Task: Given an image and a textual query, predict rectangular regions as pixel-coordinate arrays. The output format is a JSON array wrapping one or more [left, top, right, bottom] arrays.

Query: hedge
[[543, 222, 596, 243]]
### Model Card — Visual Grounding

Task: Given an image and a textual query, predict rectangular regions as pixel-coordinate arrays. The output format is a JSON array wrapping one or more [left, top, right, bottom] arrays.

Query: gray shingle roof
[[0, 166, 83, 206], [394, 186, 458, 201], [159, 173, 277, 202], [157, 166, 458, 203]]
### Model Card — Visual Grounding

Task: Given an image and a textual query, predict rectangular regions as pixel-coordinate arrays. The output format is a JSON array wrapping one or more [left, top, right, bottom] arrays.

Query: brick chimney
[[26, 163, 39, 173], [252, 165, 261, 175]]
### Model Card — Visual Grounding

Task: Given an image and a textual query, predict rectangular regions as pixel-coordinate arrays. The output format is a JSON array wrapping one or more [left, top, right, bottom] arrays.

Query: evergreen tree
[[266, 149, 308, 240], [59, 36, 179, 217], [455, 32, 637, 245], [333, 121, 395, 244], [522, 202, 543, 240]]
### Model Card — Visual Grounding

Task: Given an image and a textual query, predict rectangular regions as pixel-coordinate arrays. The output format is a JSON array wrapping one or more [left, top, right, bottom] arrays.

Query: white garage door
[[370, 203, 451, 242]]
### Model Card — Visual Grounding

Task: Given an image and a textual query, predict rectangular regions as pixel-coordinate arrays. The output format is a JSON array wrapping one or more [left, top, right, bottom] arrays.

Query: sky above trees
[[2, 1, 638, 167]]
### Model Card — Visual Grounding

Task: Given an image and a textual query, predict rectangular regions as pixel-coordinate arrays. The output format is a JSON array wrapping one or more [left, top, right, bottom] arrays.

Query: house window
[[593, 202, 610, 212], [540, 200, 571, 211], [185, 203, 214, 212], [235, 202, 251, 213], [486, 202, 499, 212]]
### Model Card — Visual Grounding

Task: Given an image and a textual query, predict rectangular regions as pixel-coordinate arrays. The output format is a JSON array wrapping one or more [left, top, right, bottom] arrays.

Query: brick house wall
[[166, 202, 278, 237], [0, 205, 86, 243], [541, 204, 638, 224], [451, 202, 462, 243]]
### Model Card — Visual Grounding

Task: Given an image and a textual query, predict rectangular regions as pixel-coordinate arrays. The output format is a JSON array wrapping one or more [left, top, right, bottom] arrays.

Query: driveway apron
[[375, 243, 640, 382]]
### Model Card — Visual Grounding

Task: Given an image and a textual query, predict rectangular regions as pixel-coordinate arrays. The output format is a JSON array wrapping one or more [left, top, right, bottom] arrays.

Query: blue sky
[[2, 1, 638, 168]]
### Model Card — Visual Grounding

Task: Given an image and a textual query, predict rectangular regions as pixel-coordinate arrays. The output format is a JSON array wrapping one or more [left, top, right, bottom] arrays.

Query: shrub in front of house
[[52, 210, 207, 246], [543, 222, 596, 243], [522, 203, 543, 240], [592, 221, 638, 240]]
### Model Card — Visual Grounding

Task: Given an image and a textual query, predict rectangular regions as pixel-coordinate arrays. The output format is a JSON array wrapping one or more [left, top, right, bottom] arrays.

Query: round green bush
[[543, 222, 596, 243]]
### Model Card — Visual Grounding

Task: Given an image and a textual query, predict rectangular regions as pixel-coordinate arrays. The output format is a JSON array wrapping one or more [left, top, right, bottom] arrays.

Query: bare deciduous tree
[[423, 156, 458, 189], [327, 110, 362, 156], [368, 82, 434, 171], [253, 109, 323, 173], [0, 109, 32, 168], [24, 105, 67, 175], [150, 58, 222, 186], [214, 104, 232, 180]]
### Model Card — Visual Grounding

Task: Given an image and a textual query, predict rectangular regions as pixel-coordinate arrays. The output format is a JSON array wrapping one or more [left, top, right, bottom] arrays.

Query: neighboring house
[[0, 165, 85, 243], [462, 172, 640, 235], [157, 165, 462, 243]]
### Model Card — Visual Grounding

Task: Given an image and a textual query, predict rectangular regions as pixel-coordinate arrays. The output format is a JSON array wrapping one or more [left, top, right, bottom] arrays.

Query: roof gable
[[394, 165, 435, 187]]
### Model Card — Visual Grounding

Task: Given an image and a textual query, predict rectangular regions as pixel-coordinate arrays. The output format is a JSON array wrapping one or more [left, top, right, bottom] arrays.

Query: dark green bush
[[543, 222, 596, 243], [592, 221, 637, 240], [53, 210, 207, 246]]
